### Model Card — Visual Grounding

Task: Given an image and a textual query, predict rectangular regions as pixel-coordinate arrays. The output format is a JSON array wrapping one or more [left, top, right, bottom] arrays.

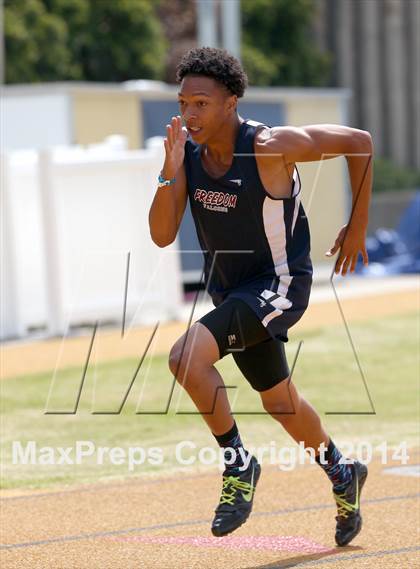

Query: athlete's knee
[[168, 345, 206, 385], [169, 323, 219, 385], [168, 346, 187, 379], [168, 349, 177, 377]]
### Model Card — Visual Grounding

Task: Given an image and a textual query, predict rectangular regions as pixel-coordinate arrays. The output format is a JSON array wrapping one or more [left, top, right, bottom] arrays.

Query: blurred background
[[1, 0, 419, 342]]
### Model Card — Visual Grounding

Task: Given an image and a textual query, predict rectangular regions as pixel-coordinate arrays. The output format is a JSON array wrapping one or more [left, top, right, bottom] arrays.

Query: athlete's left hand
[[325, 224, 369, 276]]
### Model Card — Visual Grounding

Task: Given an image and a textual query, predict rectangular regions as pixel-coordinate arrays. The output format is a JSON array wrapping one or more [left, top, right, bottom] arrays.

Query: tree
[[4, 0, 83, 83], [241, 0, 331, 87], [155, 0, 197, 84], [4, 0, 167, 83], [75, 0, 167, 82]]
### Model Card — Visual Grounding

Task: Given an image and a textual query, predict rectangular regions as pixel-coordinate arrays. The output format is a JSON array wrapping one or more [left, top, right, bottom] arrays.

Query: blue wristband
[[158, 173, 176, 188]]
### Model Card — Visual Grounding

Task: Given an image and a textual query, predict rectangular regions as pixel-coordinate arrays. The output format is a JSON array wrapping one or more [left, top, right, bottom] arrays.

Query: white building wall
[[1, 93, 72, 150]]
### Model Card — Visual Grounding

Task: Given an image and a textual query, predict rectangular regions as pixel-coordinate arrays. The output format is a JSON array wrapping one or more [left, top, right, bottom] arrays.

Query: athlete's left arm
[[266, 124, 373, 276]]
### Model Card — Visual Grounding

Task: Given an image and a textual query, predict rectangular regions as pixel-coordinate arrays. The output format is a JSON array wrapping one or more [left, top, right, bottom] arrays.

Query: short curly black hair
[[176, 47, 248, 98]]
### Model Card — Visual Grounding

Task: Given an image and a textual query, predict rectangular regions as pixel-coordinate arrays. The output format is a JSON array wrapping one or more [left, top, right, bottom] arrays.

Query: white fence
[[1, 137, 183, 340]]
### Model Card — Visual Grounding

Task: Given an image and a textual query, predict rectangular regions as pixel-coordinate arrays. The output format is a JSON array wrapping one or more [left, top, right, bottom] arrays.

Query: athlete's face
[[178, 75, 237, 143]]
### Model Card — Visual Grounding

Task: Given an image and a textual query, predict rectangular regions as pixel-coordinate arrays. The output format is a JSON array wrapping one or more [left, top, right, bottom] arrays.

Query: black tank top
[[184, 119, 313, 308]]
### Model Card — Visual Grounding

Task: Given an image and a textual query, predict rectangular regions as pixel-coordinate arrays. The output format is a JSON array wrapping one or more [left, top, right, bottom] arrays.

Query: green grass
[[1, 311, 419, 490]]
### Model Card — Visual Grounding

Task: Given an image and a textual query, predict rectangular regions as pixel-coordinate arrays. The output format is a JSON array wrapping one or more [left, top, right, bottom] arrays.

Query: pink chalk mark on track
[[109, 535, 333, 554]]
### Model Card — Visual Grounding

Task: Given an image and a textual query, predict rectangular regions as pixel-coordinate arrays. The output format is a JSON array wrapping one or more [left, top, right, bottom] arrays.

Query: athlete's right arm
[[148, 116, 188, 248]]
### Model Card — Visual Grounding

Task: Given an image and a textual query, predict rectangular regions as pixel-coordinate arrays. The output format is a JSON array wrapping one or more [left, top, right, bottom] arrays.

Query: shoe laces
[[333, 491, 355, 519], [219, 475, 253, 506]]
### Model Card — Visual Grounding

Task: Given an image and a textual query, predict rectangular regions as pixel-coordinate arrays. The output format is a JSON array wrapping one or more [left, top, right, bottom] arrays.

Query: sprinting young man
[[149, 47, 372, 546]]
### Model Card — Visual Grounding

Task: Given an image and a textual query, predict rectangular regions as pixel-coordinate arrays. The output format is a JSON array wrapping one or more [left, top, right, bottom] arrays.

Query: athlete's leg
[[234, 340, 350, 473], [169, 299, 268, 537], [259, 378, 329, 451], [260, 377, 367, 546], [169, 322, 233, 435], [232, 338, 329, 451], [169, 298, 272, 434], [235, 340, 367, 546]]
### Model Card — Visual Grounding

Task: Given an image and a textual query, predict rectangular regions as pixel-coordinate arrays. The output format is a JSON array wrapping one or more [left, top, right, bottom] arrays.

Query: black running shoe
[[211, 455, 261, 537], [333, 460, 368, 546]]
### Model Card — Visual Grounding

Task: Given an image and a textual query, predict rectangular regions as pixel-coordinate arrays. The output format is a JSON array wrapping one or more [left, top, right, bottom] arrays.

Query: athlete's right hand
[[162, 116, 188, 179]]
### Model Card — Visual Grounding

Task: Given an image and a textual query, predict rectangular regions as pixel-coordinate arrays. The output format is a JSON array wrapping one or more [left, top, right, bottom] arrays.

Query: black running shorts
[[199, 298, 290, 392]]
